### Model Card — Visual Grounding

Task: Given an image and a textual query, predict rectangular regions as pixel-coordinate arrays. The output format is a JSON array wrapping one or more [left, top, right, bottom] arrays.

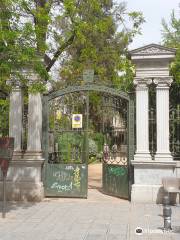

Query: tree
[[162, 6, 180, 85], [55, 1, 143, 135], [0, 1, 16, 94], [0, 0, 144, 91], [161, 7, 180, 159], [0, 0, 144, 136], [161, 6, 180, 110], [58, 1, 144, 90]]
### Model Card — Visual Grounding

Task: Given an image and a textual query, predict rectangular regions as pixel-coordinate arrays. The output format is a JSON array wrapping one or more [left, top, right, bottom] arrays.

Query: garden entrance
[[42, 83, 134, 200]]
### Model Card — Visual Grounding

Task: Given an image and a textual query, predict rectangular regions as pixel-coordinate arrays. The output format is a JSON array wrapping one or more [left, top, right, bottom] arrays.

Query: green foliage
[[171, 48, 180, 84], [57, 132, 83, 163], [57, 132, 99, 162], [170, 82, 180, 106], [0, 0, 144, 138], [58, 1, 144, 90], [91, 132, 104, 152], [88, 156, 99, 164], [1, 0, 144, 92], [162, 8, 180, 84], [88, 133, 103, 163], [28, 82, 46, 94], [88, 138, 98, 157], [162, 10, 180, 48], [0, 1, 17, 83], [0, 99, 9, 136], [0, 0, 47, 91]]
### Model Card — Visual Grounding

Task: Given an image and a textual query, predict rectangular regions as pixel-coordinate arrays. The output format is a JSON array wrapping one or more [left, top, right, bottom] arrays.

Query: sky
[[120, 0, 180, 49]]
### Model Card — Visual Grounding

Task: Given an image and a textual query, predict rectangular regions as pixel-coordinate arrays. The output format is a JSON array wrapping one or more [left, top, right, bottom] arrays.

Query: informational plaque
[[72, 114, 82, 129]]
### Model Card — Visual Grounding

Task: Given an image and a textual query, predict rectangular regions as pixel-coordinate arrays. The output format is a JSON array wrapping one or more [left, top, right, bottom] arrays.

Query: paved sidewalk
[[0, 189, 179, 240]]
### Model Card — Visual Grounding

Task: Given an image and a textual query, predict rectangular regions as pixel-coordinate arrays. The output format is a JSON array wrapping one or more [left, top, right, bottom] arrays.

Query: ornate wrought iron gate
[[42, 84, 134, 199], [42, 89, 89, 198], [102, 93, 134, 199]]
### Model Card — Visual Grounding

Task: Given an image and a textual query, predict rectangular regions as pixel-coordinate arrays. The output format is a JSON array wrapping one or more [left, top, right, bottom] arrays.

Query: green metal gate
[[42, 83, 134, 199], [102, 93, 134, 199], [42, 89, 89, 198]]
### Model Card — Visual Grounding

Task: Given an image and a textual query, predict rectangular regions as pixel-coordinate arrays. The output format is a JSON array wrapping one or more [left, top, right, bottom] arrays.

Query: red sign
[[0, 137, 14, 175]]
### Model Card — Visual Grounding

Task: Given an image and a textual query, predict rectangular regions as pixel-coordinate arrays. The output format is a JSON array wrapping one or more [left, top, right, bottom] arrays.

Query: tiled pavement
[[0, 189, 179, 240]]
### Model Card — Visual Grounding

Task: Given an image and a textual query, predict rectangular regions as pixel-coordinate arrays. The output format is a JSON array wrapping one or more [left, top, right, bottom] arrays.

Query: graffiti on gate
[[73, 166, 81, 190], [49, 165, 86, 193], [108, 166, 127, 177], [51, 182, 73, 192]]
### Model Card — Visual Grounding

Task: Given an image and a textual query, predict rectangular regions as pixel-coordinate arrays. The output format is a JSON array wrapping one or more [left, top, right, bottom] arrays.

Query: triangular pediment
[[130, 43, 176, 55]]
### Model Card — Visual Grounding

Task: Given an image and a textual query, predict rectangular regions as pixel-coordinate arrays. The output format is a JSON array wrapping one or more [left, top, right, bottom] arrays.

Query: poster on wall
[[72, 114, 83, 129]]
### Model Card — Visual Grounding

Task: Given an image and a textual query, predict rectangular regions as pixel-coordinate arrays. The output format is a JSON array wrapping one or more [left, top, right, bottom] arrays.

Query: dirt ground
[[86, 163, 128, 203], [88, 163, 102, 189]]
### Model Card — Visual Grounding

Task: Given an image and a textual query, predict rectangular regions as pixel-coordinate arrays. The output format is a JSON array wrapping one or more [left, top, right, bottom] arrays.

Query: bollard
[[163, 195, 172, 231]]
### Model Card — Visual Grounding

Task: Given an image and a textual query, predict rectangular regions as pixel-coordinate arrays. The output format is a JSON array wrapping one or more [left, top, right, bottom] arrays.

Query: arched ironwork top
[[47, 84, 130, 101]]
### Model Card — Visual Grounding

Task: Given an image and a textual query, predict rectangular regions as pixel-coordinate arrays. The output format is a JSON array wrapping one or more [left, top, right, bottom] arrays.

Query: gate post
[[133, 78, 152, 161], [3, 71, 44, 201], [22, 71, 44, 201], [130, 44, 177, 203], [27, 92, 42, 156], [8, 75, 23, 158], [11, 70, 44, 201], [154, 77, 173, 161]]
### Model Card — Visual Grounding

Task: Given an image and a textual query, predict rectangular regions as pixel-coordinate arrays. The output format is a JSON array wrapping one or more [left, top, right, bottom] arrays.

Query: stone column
[[134, 78, 152, 161], [3, 72, 44, 202], [9, 83, 23, 154], [26, 92, 42, 157], [130, 44, 176, 204], [154, 77, 173, 161]]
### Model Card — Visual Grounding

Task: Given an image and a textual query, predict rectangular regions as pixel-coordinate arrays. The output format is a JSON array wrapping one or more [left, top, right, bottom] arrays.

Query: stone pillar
[[8, 79, 23, 157], [27, 93, 42, 154], [154, 77, 173, 161], [1, 72, 44, 202], [130, 44, 176, 203], [24, 69, 44, 160], [134, 78, 152, 161]]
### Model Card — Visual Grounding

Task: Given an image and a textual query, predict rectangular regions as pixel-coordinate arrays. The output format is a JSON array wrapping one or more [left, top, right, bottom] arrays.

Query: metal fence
[[148, 83, 180, 160], [170, 105, 180, 160], [149, 108, 156, 160], [148, 105, 180, 161]]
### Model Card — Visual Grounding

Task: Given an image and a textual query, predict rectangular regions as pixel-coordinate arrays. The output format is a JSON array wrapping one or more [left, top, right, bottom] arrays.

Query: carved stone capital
[[153, 77, 173, 88], [133, 78, 152, 90], [7, 69, 40, 88], [7, 74, 22, 89], [21, 69, 40, 86]]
